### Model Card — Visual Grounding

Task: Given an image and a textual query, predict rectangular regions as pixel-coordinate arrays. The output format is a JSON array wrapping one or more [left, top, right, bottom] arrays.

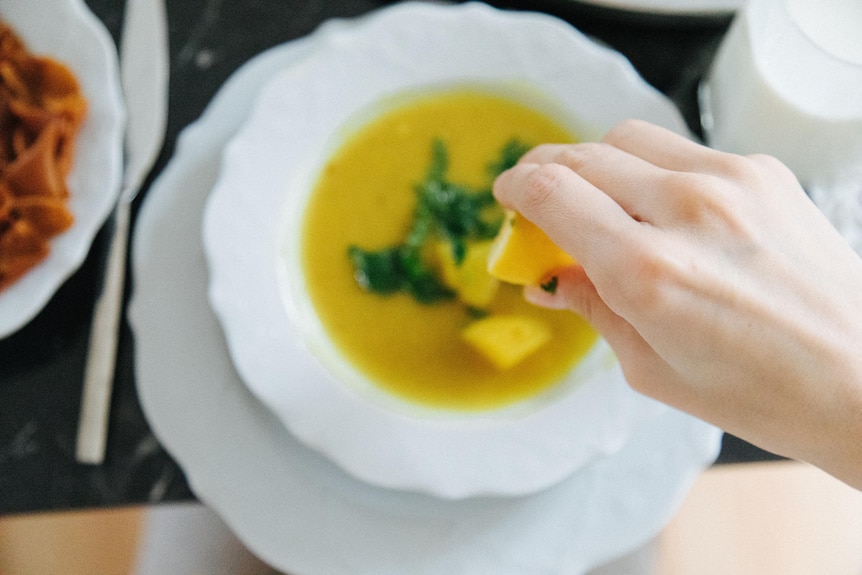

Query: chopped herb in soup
[[301, 89, 598, 410], [348, 138, 529, 305]]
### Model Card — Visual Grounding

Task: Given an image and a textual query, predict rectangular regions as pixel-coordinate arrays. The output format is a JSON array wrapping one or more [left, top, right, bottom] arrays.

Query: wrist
[[804, 346, 862, 490]]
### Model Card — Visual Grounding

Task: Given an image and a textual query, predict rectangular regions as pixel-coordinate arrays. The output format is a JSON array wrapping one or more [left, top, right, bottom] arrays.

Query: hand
[[493, 119, 862, 489]]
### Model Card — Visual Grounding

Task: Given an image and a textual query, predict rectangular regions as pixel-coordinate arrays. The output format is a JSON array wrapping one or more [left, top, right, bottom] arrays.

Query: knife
[[76, 0, 169, 464]]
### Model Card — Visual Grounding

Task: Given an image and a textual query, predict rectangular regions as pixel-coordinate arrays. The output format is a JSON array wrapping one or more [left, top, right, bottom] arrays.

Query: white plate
[[572, 0, 743, 15], [130, 10, 720, 574], [203, 1, 693, 499], [0, 0, 124, 338]]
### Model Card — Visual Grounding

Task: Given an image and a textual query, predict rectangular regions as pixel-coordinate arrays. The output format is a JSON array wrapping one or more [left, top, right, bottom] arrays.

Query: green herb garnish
[[348, 138, 529, 303], [486, 139, 532, 178], [540, 276, 559, 294], [465, 306, 491, 320]]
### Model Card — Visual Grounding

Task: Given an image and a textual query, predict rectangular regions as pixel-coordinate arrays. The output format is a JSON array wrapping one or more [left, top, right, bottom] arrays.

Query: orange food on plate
[[0, 19, 87, 291]]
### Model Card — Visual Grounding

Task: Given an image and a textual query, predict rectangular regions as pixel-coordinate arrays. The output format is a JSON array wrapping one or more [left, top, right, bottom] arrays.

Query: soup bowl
[[203, 1, 688, 499]]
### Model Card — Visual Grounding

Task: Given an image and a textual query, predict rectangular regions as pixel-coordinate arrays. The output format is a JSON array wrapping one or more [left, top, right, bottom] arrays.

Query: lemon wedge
[[487, 211, 575, 286]]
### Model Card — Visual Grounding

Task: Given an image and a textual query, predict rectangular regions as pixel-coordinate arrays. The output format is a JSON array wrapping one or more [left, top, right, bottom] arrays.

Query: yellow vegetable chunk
[[435, 240, 499, 308], [462, 314, 553, 370], [487, 210, 575, 286]]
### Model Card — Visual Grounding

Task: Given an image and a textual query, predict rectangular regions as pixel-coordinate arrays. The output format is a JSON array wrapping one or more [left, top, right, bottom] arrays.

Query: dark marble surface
[[0, 0, 781, 517]]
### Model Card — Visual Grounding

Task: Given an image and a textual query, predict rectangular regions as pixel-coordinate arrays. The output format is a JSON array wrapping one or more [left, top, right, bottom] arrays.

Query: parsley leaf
[[349, 138, 530, 304], [540, 276, 559, 294]]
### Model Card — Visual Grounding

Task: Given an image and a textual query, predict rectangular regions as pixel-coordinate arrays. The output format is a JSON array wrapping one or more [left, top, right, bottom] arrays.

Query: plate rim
[[568, 0, 743, 16]]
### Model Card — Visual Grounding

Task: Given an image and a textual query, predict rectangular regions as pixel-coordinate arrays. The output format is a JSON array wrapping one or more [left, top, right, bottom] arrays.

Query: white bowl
[[0, 0, 124, 338], [203, 1, 689, 499]]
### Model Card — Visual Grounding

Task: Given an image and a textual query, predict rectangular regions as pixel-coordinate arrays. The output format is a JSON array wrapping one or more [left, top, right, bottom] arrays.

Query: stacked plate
[[572, 0, 742, 15], [130, 3, 721, 574]]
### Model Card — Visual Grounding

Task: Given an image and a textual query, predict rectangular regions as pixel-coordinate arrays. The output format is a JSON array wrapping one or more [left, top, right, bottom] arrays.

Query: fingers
[[603, 119, 751, 179], [518, 120, 753, 227], [492, 160, 644, 276], [519, 141, 671, 224], [511, 120, 775, 233]]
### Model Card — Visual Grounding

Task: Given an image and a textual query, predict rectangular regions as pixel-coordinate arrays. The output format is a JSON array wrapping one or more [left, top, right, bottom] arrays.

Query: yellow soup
[[301, 89, 598, 411]]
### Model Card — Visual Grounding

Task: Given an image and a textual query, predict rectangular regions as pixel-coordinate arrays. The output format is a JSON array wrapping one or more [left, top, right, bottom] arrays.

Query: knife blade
[[76, 0, 169, 465]]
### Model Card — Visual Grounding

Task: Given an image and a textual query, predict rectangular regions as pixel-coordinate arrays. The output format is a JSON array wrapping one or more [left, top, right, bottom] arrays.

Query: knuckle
[[518, 163, 568, 213], [602, 118, 647, 146], [553, 142, 607, 173], [520, 143, 560, 164], [709, 150, 791, 190], [745, 153, 783, 171], [746, 153, 800, 186], [713, 152, 762, 183], [620, 240, 682, 312], [660, 171, 744, 230]]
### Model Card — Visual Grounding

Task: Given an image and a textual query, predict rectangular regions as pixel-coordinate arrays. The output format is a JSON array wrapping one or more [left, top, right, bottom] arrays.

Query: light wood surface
[[1, 461, 860, 574], [656, 461, 862, 575], [0, 506, 143, 575]]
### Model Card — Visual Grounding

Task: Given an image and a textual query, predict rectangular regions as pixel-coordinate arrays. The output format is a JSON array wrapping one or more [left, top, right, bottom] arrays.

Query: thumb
[[524, 266, 669, 395], [524, 266, 620, 332]]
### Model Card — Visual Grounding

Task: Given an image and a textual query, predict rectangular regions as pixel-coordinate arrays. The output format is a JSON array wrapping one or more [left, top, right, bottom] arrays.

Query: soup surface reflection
[[301, 90, 598, 410]]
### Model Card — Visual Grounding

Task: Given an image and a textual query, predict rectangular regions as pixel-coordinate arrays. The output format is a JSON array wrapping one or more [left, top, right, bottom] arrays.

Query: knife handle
[[76, 200, 132, 465]]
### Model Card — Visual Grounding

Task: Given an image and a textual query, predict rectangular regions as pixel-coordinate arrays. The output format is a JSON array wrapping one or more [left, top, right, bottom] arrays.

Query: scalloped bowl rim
[[203, 2, 687, 499]]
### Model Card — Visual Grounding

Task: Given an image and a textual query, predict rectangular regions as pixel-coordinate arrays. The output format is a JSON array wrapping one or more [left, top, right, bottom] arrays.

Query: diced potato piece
[[462, 314, 552, 370], [487, 210, 575, 286], [435, 239, 499, 308]]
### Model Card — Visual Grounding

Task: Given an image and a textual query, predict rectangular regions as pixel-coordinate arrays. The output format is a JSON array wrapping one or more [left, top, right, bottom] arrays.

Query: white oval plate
[[130, 18, 722, 573], [203, 2, 694, 499], [572, 0, 743, 15], [0, 0, 124, 338]]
